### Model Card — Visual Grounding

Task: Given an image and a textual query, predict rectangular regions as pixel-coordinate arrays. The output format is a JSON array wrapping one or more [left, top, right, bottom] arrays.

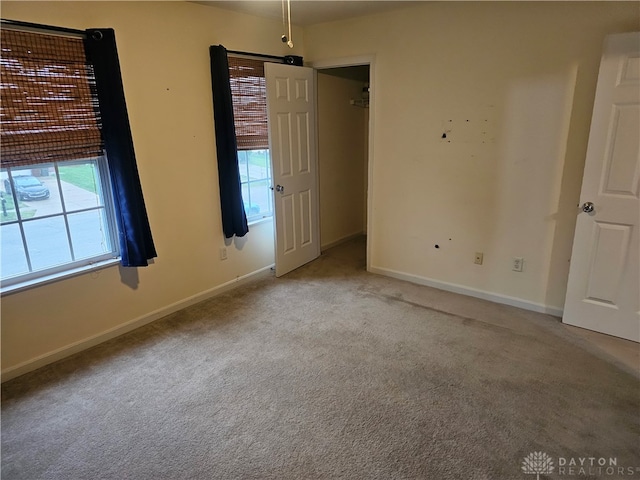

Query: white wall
[[317, 72, 367, 248], [1, 1, 304, 378], [304, 1, 639, 314]]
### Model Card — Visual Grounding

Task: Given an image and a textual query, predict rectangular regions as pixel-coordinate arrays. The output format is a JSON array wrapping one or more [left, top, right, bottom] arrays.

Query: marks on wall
[[440, 107, 496, 145]]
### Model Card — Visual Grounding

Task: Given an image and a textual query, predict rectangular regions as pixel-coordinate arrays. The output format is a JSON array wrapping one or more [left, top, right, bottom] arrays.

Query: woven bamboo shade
[[0, 29, 104, 168], [228, 56, 268, 151]]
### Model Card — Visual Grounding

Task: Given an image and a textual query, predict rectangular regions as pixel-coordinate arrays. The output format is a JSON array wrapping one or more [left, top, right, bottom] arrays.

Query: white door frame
[[311, 55, 376, 271]]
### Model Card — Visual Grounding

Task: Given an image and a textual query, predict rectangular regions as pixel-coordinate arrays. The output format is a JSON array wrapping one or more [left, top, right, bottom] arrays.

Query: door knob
[[275, 185, 285, 193], [582, 201, 595, 213]]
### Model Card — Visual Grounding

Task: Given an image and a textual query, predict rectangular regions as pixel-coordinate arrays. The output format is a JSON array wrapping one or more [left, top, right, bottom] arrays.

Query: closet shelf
[[350, 99, 369, 108]]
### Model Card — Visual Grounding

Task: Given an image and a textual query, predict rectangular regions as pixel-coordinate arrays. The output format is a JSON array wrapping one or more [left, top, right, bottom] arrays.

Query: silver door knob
[[275, 185, 284, 193], [582, 201, 595, 213]]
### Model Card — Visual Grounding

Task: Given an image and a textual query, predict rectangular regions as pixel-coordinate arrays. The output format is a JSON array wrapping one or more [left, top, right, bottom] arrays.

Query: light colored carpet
[[2, 236, 639, 479]]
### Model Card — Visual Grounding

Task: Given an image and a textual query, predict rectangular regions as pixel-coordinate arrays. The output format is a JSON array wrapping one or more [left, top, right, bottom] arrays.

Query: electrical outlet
[[512, 257, 523, 272], [219, 247, 228, 261], [474, 252, 483, 265]]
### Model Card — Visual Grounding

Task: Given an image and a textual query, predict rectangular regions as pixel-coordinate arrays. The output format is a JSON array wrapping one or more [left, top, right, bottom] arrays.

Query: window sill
[[1, 257, 121, 296], [247, 216, 273, 227]]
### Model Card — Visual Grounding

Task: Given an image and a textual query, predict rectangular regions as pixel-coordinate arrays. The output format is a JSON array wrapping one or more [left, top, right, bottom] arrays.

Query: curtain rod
[[1, 18, 86, 37], [226, 49, 284, 62]]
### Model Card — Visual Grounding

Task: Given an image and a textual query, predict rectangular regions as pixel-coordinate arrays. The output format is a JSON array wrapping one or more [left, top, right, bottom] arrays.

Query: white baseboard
[[1, 265, 274, 383], [369, 266, 564, 317], [321, 231, 365, 251]]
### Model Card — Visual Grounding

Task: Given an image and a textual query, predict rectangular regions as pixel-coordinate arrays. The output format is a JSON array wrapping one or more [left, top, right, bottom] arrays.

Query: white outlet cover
[[512, 257, 523, 272]]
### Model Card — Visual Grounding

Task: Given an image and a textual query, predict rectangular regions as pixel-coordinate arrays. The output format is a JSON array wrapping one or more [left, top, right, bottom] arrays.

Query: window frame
[[1, 156, 120, 292], [228, 54, 274, 225], [237, 149, 273, 224], [0, 23, 125, 293]]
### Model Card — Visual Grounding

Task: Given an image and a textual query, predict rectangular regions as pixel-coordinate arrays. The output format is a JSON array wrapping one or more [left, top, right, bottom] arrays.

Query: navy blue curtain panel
[[209, 45, 249, 238], [84, 29, 157, 267]]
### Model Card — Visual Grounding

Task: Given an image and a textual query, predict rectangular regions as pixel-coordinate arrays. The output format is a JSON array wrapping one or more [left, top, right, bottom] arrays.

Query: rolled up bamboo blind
[[0, 29, 104, 168], [228, 56, 268, 151]]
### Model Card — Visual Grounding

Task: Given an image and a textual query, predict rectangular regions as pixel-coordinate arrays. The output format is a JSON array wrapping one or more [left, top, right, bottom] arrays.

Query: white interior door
[[265, 63, 320, 277], [563, 32, 640, 342]]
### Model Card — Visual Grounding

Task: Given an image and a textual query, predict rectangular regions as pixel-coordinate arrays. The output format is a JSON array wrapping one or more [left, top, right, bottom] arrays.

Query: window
[[237, 149, 273, 222], [0, 24, 155, 289], [228, 56, 273, 222], [0, 27, 118, 288], [1, 159, 118, 284]]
